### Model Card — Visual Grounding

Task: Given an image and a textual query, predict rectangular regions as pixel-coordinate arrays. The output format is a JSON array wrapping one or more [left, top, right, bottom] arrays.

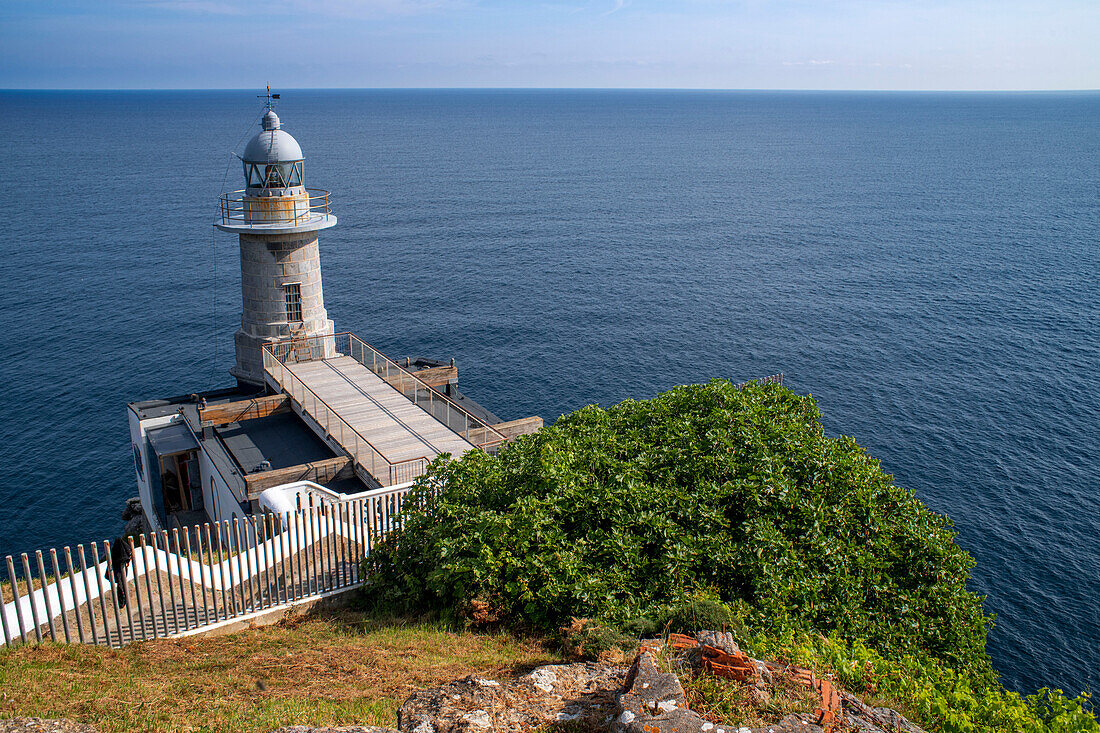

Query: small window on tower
[[284, 283, 303, 323]]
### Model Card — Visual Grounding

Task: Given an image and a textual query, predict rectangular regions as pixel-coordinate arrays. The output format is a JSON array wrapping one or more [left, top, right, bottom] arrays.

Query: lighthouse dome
[[242, 111, 304, 163]]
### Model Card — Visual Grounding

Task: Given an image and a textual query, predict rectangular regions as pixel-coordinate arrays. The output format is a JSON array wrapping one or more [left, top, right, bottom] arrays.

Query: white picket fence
[[1, 487, 412, 647]]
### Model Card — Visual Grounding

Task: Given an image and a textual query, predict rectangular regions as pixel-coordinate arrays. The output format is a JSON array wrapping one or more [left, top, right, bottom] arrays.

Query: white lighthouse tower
[[215, 96, 337, 387]]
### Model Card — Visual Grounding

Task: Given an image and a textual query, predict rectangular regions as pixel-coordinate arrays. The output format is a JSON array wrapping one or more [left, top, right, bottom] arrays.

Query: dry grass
[[2, 575, 54, 604], [679, 667, 822, 729], [0, 608, 560, 733]]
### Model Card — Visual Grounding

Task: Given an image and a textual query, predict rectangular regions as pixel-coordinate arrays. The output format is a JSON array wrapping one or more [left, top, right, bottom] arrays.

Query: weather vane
[[258, 84, 280, 111]]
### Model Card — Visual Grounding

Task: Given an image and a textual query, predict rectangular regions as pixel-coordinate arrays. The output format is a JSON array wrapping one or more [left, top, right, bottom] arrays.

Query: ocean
[[1, 89, 1097, 695]]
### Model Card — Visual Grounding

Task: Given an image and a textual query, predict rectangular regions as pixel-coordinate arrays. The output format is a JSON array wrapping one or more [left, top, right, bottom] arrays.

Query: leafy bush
[[364, 379, 992, 675]]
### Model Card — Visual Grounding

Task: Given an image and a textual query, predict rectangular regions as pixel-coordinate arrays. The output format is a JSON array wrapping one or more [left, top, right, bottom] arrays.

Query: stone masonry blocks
[[233, 231, 334, 385]]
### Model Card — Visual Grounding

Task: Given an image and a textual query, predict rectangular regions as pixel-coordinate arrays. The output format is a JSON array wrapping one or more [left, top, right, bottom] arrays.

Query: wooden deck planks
[[289, 356, 474, 465]]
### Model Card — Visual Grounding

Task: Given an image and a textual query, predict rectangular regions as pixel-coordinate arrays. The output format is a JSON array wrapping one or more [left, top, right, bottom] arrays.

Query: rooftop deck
[[262, 333, 505, 487], [291, 356, 474, 463]]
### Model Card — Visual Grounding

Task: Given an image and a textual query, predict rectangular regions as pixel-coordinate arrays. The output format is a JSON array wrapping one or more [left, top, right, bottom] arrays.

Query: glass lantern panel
[[264, 164, 286, 188]]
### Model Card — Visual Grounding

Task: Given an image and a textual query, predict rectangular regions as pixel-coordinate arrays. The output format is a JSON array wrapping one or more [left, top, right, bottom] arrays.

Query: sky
[[1, 0, 1097, 90]]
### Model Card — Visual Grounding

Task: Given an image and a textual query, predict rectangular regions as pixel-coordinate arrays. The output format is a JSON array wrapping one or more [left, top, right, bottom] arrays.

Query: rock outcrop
[[400, 664, 627, 733], [398, 632, 927, 733]]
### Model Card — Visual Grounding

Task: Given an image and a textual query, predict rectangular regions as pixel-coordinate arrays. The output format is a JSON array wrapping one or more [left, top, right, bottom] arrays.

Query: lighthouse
[[215, 100, 336, 387]]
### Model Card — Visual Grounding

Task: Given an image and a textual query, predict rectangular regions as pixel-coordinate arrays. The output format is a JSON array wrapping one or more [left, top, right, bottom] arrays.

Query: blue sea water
[[0, 89, 1097, 696]]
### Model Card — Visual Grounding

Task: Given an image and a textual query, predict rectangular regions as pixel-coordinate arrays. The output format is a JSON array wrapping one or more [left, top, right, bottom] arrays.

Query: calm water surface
[[1, 90, 1097, 695]]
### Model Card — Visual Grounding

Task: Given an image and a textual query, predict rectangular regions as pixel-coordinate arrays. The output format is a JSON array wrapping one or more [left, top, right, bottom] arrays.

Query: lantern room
[[242, 110, 305, 194]]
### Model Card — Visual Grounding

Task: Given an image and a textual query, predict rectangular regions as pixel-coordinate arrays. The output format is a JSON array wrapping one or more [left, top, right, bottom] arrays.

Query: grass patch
[[0, 608, 560, 733]]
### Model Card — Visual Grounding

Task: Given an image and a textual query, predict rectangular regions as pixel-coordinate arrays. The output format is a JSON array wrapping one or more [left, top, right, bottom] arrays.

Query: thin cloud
[[602, 0, 630, 16], [125, 0, 468, 18]]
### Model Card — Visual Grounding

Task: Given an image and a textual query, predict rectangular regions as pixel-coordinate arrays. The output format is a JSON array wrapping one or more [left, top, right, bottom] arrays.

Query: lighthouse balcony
[[215, 188, 337, 234]]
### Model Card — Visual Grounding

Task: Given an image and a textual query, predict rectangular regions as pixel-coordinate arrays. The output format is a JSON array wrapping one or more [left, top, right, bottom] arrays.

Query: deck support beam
[[199, 395, 290, 428], [493, 416, 543, 442], [244, 456, 352, 498]]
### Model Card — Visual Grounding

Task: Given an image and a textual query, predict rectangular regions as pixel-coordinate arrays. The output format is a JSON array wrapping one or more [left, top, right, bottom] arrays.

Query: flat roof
[[216, 412, 335, 474]]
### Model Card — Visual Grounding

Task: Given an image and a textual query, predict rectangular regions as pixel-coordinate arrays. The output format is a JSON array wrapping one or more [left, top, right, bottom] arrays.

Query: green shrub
[[662, 594, 739, 636], [748, 631, 1098, 732], [364, 379, 992, 675]]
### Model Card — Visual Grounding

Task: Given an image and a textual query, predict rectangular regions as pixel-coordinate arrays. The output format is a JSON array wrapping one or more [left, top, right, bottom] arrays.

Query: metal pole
[[5, 556, 28, 644], [123, 537, 143, 638], [159, 531, 179, 634], [49, 550, 71, 644], [313, 503, 325, 594], [232, 518, 248, 613], [263, 516, 276, 607], [217, 521, 233, 617], [239, 518, 256, 611], [0, 561, 11, 647], [148, 534, 169, 638], [203, 523, 220, 622], [74, 547, 97, 645], [19, 555, 43, 643], [294, 509, 306, 598], [356, 498, 365, 580], [102, 542, 125, 646], [320, 505, 332, 592], [89, 545, 112, 646], [172, 529, 193, 631], [62, 548, 87, 644], [186, 531, 208, 627], [35, 551, 57, 643], [129, 537, 150, 641], [251, 520, 265, 609], [283, 508, 297, 598]]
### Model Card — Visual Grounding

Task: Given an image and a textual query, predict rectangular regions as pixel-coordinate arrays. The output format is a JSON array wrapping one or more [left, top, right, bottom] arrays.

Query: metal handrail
[[262, 344, 427, 487], [217, 188, 331, 227], [265, 333, 505, 452]]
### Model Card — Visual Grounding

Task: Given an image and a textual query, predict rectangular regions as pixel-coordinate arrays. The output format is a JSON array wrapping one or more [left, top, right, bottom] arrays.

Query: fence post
[[171, 529, 189, 631], [75, 547, 100, 646], [34, 551, 57, 643], [89, 544, 112, 646], [185, 530, 207, 627], [251, 520, 265, 610], [61, 547, 88, 645], [136, 530, 156, 638], [308, 504, 321, 595], [5, 556, 27, 645], [325, 504, 336, 591], [0, 562, 11, 647], [232, 518, 248, 613], [49, 550, 71, 644], [296, 508, 308, 597], [147, 534, 169, 638], [204, 523, 220, 622], [125, 537, 145, 638], [217, 521, 233, 617], [100, 542, 125, 646], [157, 531, 179, 634], [337, 503, 348, 587], [283, 511, 295, 602], [19, 555, 43, 643]]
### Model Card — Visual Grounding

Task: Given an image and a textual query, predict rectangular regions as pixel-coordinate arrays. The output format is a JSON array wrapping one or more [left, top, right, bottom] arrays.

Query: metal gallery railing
[[263, 333, 505, 486], [217, 188, 331, 228], [0, 490, 410, 648]]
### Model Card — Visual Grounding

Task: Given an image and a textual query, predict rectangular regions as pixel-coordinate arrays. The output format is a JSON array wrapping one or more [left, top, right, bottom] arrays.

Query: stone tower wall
[[232, 231, 335, 386]]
